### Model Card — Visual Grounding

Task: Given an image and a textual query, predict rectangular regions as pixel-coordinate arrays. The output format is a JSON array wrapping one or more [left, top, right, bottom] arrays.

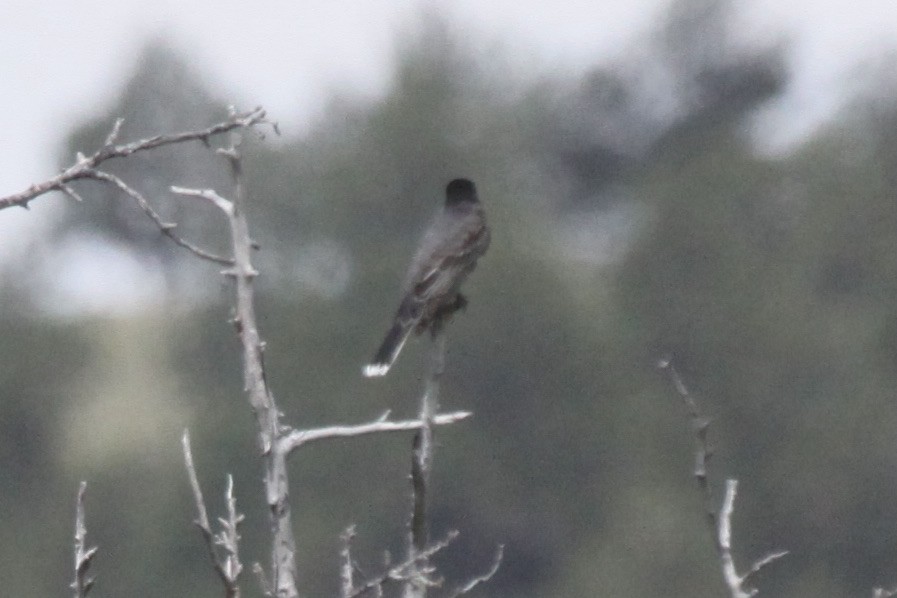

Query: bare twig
[[103, 117, 125, 146], [71, 481, 97, 598], [182, 430, 244, 598], [90, 170, 233, 265], [659, 358, 787, 597], [340, 526, 357, 598], [445, 544, 504, 597], [657, 358, 717, 543], [0, 107, 272, 211], [350, 531, 459, 597], [279, 410, 472, 455], [170, 186, 235, 216], [404, 334, 446, 598], [718, 480, 788, 598]]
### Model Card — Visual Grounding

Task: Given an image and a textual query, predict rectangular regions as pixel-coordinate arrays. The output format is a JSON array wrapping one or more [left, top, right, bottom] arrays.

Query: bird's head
[[445, 178, 478, 206]]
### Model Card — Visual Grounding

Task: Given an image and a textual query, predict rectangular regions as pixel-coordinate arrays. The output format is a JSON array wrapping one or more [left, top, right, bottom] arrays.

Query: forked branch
[[659, 358, 787, 597]]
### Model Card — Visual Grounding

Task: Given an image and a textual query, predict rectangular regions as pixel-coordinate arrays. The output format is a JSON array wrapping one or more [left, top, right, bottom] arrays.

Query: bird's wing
[[408, 214, 490, 301]]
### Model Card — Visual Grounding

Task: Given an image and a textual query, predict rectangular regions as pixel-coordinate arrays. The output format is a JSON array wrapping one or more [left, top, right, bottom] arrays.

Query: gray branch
[[182, 430, 244, 598], [658, 358, 717, 543], [340, 526, 357, 598], [172, 134, 298, 597], [403, 334, 446, 598], [174, 137, 298, 596], [718, 480, 788, 598], [350, 531, 459, 597], [445, 544, 504, 597], [0, 107, 272, 211], [71, 481, 97, 598], [659, 358, 787, 597], [279, 410, 471, 455], [90, 171, 233, 265]]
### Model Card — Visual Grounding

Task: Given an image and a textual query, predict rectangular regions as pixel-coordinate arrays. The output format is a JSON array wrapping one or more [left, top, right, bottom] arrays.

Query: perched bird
[[363, 178, 490, 377]]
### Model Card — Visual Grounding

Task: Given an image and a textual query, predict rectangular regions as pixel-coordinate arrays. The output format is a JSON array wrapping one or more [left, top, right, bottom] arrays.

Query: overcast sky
[[2, 0, 896, 193], [0, 0, 895, 309]]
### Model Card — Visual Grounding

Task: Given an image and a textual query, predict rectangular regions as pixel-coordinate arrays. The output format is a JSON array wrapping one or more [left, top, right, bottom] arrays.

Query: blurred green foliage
[[1, 2, 896, 596]]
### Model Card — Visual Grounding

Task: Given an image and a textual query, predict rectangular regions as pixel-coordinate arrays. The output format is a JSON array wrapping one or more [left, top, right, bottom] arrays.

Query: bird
[[363, 178, 490, 377]]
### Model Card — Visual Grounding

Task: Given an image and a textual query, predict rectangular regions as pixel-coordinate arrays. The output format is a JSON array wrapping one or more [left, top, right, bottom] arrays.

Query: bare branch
[[657, 358, 717, 544], [183, 430, 213, 532], [340, 526, 357, 598], [404, 334, 446, 598], [179, 137, 298, 597], [220, 475, 245, 589], [445, 544, 504, 597], [279, 410, 472, 455], [350, 531, 459, 598], [170, 186, 235, 216], [71, 481, 97, 598], [0, 106, 272, 211], [182, 430, 243, 598], [103, 118, 125, 147], [85, 170, 234, 265], [58, 183, 85, 203], [660, 359, 787, 597], [718, 480, 788, 598]]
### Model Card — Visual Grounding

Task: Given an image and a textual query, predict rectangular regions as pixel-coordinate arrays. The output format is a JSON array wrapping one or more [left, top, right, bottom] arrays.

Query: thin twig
[[445, 544, 505, 597], [88, 170, 233, 264], [279, 410, 472, 455], [659, 358, 787, 597], [71, 481, 98, 598], [657, 358, 717, 546], [718, 480, 788, 598], [182, 430, 243, 598], [340, 526, 357, 598], [0, 107, 272, 211], [350, 531, 459, 597]]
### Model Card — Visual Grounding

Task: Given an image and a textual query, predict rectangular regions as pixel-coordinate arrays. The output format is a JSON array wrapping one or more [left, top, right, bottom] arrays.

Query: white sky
[[0, 0, 895, 310], [1, 0, 895, 197]]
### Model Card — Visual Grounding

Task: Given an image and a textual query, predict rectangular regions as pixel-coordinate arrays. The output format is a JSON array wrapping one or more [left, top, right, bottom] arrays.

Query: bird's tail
[[363, 320, 413, 377], [363, 296, 420, 377]]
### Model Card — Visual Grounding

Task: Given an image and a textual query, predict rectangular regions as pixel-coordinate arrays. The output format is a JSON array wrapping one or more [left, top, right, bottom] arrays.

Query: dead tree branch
[[659, 358, 787, 597], [403, 334, 446, 598], [718, 480, 788, 598], [340, 526, 357, 598], [71, 481, 97, 598], [0, 107, 272, 212], [0, 107, 273, 266], [280, 409, 472, 455], [172, 137, 298, 597], [182, 430, 244, 598], [349, 531, 459, 597], [445, 544, 504, 597], [92, 170, 233, 264], [658, 359, 717, 545]]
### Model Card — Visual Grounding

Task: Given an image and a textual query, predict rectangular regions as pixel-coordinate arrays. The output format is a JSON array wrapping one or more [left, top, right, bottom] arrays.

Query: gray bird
[[363, 178, 490, 377]]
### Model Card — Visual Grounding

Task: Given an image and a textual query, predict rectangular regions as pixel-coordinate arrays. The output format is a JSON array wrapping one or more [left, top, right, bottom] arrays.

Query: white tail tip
[[363, 363, 390, 377]]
